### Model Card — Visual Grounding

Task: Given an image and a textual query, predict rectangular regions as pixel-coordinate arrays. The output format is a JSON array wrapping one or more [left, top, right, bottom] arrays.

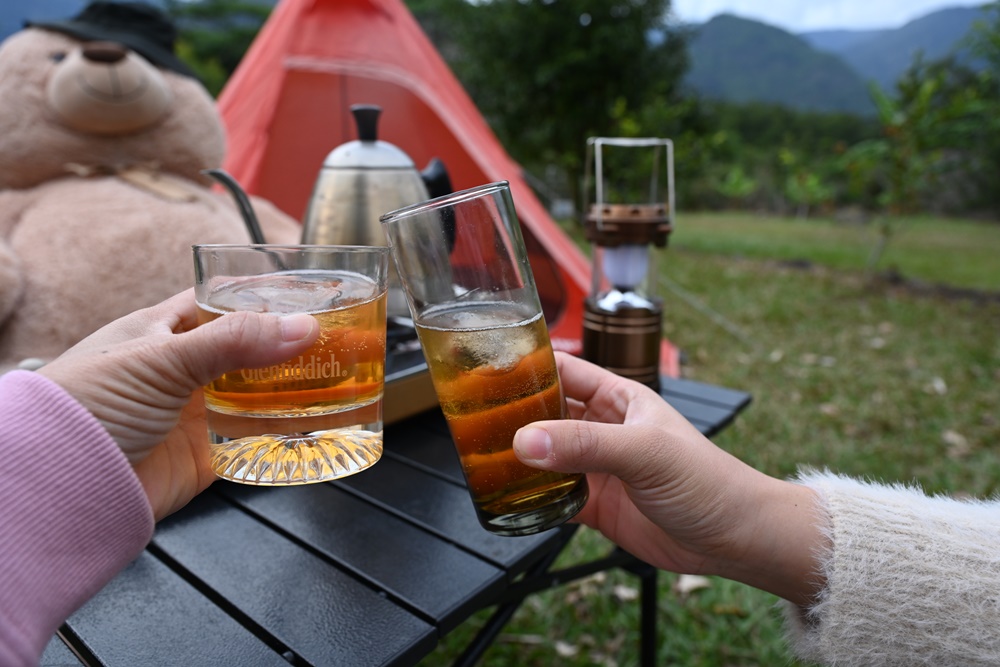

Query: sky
[[670, 0, 985, 32]]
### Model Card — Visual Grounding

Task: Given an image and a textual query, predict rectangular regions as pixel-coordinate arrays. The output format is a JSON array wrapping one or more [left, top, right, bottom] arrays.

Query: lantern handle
[[583, 136, 675, 231]]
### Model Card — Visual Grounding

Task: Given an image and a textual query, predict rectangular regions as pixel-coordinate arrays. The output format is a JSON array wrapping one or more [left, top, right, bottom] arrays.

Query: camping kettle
[[301, 104, 451, 318]]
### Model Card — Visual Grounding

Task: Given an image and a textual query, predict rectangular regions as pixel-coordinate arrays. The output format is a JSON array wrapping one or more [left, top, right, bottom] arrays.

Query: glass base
[[210, 429, 382, 485], [476, 476, 589, 536]]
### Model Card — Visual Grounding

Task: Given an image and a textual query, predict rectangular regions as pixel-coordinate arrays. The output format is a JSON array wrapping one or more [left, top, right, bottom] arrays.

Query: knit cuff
[[783, 469, 1000, 666]]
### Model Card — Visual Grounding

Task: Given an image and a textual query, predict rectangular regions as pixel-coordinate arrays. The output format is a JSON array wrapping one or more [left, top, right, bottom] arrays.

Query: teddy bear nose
[[81, 41, 128, 65]]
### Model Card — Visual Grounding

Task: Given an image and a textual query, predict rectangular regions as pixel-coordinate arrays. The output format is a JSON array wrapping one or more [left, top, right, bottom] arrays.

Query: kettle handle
[[420, 158, 456, 251], [420, 157, 452, 200], [351, 104, 381, 142]]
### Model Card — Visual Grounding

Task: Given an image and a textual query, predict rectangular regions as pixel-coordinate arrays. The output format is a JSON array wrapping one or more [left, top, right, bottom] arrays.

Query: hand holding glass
[[381, 181, 588, 536], [193, 244, 388, 485]]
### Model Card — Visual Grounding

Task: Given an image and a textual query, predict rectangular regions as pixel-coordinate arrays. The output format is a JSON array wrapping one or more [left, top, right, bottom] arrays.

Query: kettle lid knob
[[351, 104, 380, 142], [321, 103, 416, 170]]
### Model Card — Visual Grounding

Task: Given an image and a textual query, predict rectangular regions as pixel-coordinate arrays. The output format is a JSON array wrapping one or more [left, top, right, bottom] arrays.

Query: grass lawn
[[673, 211, 1000, 292], [421, 212, 1000, 666]]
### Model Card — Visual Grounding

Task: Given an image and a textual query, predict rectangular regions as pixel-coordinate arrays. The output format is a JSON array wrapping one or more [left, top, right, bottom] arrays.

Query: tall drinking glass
[[193, 244, 389, 485], [381, 181, 588, 536]]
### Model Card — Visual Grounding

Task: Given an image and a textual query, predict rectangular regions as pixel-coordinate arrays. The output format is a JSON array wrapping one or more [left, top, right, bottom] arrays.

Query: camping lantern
[[581, 137, 674, 390]]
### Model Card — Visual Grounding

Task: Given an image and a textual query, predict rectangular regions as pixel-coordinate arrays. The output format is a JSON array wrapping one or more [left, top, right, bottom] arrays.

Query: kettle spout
[[202, 168, 266, 244]]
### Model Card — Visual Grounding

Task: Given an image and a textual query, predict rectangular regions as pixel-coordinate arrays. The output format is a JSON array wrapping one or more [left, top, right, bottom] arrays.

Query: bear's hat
[[25, 1, 196, 78]]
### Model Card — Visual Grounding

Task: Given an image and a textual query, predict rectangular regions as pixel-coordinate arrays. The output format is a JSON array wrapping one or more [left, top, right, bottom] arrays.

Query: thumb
[[514, 419, 671, 487], [165, 310, 321, 388]]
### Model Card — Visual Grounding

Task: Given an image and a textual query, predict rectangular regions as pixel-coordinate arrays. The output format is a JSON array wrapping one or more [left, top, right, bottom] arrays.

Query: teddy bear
[[0, 1, 302, 372]]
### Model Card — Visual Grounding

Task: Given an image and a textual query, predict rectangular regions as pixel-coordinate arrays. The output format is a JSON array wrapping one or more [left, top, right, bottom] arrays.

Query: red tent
[[217, 0, 678, 374]]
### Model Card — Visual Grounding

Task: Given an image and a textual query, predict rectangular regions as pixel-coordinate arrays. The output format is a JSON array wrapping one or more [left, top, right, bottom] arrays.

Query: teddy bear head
[[0, 2, 305, 372], [0, 1, 225, 190]]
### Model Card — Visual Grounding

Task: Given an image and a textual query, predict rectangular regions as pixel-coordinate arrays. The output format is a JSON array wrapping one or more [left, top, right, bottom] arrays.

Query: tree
[[959, 1, 1000, 211], [715, 165, 757, 208], [779, 148, 833, 219], [411, 0, 687, 203], [841, 80, 944, 275], [164, 0, 273, 96]]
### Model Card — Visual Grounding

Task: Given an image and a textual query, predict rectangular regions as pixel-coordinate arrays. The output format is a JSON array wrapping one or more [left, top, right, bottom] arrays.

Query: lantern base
[[582, 298, 662, 391]]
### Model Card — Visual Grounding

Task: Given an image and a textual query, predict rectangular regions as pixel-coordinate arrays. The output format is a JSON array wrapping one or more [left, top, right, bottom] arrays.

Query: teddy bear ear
[[25, 1, 198, 80]]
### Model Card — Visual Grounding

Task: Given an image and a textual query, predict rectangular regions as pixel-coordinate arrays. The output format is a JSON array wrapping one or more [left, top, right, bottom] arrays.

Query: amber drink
[[382, 181, 588, 535], [417, 302, 587, 534], [194, 245, 389, 485]]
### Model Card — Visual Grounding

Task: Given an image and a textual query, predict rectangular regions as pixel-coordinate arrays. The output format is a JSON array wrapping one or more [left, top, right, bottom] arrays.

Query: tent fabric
[[217, 0, 678, 373]]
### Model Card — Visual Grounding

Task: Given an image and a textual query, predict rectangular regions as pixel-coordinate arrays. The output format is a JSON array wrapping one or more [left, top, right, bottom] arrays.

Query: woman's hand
[[38, 289, 320, 520], [513, 352, 826, 606]]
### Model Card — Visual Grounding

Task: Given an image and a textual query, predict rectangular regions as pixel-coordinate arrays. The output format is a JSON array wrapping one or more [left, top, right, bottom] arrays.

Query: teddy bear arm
[[0, 189, 39, 238], [0, 191, 36, 328], [0, 239, 24, 330]]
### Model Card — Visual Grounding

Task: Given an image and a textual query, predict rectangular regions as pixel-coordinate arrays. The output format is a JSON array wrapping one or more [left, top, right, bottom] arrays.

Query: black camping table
[[44, 348, 750, 667]]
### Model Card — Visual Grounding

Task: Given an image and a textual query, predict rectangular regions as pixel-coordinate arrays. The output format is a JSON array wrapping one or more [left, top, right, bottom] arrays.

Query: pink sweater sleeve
[[0, 371, 154, 667]]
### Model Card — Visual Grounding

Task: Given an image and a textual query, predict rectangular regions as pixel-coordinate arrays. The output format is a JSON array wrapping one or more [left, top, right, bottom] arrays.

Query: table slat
[[41, 634, 82, 666], [336, 456, 562, 575], [63, 552, 289, 666], [218, 481, 506, 633], [383, 411, 466, 485], [151, 493, 437, 667]]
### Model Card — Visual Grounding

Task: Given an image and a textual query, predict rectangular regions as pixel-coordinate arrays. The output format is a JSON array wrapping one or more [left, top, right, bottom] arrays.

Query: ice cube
[[453, 320, 536, 372]]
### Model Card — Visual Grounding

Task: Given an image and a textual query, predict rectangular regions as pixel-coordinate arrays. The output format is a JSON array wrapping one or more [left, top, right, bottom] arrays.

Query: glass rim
[[379, 180, 510, 224], [192, 244, 390, 254]]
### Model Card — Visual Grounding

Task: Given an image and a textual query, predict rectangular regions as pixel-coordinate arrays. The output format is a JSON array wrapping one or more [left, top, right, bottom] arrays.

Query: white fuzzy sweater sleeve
[[782, 469, 1000, 666]]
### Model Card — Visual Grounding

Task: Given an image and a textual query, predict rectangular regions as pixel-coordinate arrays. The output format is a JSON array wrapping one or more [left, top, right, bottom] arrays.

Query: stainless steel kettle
[[301, 104, 451, 318]]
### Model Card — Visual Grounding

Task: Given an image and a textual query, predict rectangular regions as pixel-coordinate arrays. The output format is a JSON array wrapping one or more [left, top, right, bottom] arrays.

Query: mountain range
[[685, 5, 989, 115], [684, 14, 875, 114], [801, 6, 985, 89]]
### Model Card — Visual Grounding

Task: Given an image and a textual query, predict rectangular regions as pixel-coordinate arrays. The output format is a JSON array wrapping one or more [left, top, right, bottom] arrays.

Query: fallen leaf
[[613, 584, 639, 602], [925, 377, 947, 395], [712, 603, 748, 617], [674, 574, 711, 597], [555, 641, 578, 657], [819, 403, 839, 416], [500, 633, 545, 646], [943, 430, 970, 458]]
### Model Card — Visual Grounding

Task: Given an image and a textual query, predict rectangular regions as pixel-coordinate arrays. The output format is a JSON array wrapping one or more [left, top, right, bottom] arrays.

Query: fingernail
[[515, 427, 552, 462], [279, 314, 315, 342]]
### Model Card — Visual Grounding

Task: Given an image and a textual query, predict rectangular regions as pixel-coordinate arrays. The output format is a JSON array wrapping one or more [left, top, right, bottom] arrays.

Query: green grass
[[673, 211, 1000, 292], [420, 212, 1000, 666]]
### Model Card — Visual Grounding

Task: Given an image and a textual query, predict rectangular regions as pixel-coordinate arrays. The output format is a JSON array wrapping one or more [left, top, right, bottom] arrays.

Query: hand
[[513, 352, 826, 605], [38, 289, 320, 521]]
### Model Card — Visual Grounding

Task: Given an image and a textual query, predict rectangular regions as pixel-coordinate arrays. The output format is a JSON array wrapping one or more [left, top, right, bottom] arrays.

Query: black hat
[[25, 1, 196, 79]]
